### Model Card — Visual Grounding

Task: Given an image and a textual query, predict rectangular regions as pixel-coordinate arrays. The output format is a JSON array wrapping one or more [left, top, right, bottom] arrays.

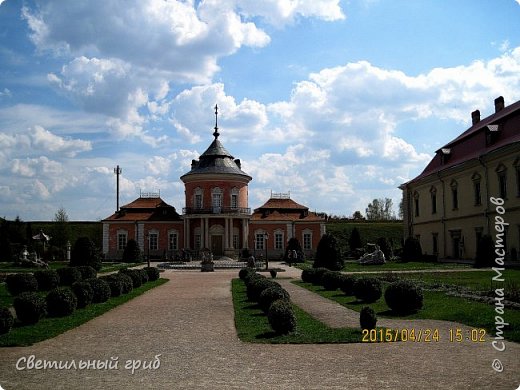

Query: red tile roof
[[252, 197, 325, 222], [403, 98, 520, 186], [103, 197, 182, 222]]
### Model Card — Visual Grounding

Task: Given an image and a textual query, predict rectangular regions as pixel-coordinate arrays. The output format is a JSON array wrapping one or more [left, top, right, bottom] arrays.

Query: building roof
[[180, 106, 252, 181], [402, 97, 520, 186], [252, 195, 325, 222], [103, 196, 182, 222]]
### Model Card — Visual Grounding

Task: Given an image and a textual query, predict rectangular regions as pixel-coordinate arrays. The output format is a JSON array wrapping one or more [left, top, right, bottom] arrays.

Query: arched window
[[450, 180, 458, 210], [430, 186, 437, 214], [230, 187, 239, 209], [194, 187, 203, 209], [471, 172, 482, 206], [168, 229, 179, 251], [413, 191, 420, 217], [212, 187, 222, 212], [496, 163, 507, 199]]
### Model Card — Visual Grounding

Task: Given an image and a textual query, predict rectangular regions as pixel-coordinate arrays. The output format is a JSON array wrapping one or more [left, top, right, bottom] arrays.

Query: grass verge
[[295, 280, 520, 343], [232, 278, 365, 344], [0, 278, 168, 347]]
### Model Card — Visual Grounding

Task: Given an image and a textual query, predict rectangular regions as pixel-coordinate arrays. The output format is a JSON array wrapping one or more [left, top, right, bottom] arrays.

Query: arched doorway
[[209, 224, 224, 256]]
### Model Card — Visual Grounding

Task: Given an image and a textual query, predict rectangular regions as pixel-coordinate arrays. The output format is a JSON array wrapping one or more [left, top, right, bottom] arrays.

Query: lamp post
[[66, 241, 71, 262], [145, 233, 150, 268], [264, 232, 269, 270]]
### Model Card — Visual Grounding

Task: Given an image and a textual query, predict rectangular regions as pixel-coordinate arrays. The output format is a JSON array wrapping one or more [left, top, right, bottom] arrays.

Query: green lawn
[[295, 280, 520, 343], [295, 260, 471, 272], [233, 278, 372, 344], [0, 278, 168, 347], [0, 261, 145, 274]]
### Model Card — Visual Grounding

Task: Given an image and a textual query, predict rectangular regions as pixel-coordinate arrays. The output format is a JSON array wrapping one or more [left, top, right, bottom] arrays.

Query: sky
[[1, 0, 520, 221]]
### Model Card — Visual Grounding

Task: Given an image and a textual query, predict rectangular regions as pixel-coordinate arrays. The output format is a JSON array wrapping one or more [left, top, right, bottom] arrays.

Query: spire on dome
[[213, 104, 220, 139]]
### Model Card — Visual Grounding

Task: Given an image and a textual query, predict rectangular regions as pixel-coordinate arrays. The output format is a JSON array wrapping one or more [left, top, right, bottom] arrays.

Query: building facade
[[102, 108, 326, 260], [400, 96, 520, 261]]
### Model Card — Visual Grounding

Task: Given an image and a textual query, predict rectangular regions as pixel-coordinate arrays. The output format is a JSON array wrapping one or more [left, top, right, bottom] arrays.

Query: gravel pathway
[[0, 268, 518, 389]]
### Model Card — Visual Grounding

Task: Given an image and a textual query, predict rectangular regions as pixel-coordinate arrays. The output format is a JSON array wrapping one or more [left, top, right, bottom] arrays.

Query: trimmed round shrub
[[320, 271, 343, 291], [119, 269, 142, 288], [70, 236, 102, 271], [310, 267, 329, 285], [46, 287, 77, 317], [244, 272, 265, 287], [118, 273, 133, 294], [13, 292, 46, 325], [144, 267, 160, 282], [84, 278, 111, 303], [384, 280, 424, 314], [339, 275, 356, 296], [75, 265, 97, 280], [57, 267, 82, 286], [0, 306, 14, 335], [71, 281, 94, 308], [34, 270, 60, 291], [246, 277, 276, 302], [259, 286, 290, 313], [136, 269, 149, 284], [5, 273, 38, 296], [360, 306, 377, 330], [268, 299, 296, 335], [353, 277, 382, 303], [300, 268, 315, 283], [239, 268, 254, 280], [101, 275, 123, 297]]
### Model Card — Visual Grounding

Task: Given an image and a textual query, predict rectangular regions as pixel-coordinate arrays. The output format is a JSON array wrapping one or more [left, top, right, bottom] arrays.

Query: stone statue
[[359, 244, 386, 265]]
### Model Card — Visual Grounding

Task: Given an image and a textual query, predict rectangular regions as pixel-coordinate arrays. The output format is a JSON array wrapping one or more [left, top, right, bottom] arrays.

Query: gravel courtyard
[[0, 266, 518, 389]]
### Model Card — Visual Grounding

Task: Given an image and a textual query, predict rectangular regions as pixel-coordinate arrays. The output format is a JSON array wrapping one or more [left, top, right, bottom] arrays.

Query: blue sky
[[1, 0, 520, 221]]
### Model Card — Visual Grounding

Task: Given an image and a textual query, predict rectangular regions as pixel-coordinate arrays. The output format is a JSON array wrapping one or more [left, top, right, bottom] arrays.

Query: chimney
[[471, 110, 480, 125], [494, 96, 504, 113]]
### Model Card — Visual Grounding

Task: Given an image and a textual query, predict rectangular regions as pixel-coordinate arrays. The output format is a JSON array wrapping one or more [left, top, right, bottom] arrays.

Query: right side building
[[400, 96, 520, 261]]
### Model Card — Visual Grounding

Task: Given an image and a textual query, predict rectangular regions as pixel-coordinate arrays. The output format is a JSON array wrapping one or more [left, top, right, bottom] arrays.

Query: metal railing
[[182, 206, 251, 215]]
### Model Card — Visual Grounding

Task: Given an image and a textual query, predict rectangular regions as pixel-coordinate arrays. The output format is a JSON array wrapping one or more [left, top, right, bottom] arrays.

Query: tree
[[122, 239, 142, 263], [402, 237, 422, 262], [313, 234, 343, 271], [365, 198, 394, 220], [348, 228, 362, 251], [398, 198, 404, 220], [51, 207, 70, 260], [351, 211, 364, 220], [70, 237, 102, 270], [474, 235, 494, 268]]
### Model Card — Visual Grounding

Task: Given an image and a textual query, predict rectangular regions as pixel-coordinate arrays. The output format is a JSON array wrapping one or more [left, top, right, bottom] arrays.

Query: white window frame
[[117, 230, 128, 251], [168, 230, 178, 251], [274, 229, 284, 250], [303, 229, 312, 250]]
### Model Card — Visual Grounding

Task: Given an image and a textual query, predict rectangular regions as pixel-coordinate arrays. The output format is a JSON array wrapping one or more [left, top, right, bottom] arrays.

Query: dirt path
[[0, 268, 518, 389]]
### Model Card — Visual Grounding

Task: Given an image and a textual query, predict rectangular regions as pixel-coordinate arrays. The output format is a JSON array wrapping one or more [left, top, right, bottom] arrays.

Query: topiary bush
[[246, 277, 276, 303], [258, 285, 290, 313], [320, 271, 344, 291], [474, 234, 494, 268], [70, 237, 102, 271], [244, 272, 264, 287], [122, 238, 142, 263], [57, 267, 82, 286], [136, 269, 149, 284], [119, 269, 142, 288], [301, 268, 315, 283], [0, 306, 14, 335], [313, 233, 343, 270], [75, 265, 97, 280], [34, 269, 60, 291], [84, 278, 111, 303], [101, 275, 123, 297], [6, 273, 39, 296], [117, 273, 133, 294], [71, 281, 94, 308], [353, 277, 382, 303], [339, 275, 356, 296], [384, 280, 423, 314], [239, 268, 255, 280], [144, 267, 160, 282], [402, 237, 422, 262], [360, 306, 377, 330], [268, 299, 296, 335], [46, 287, 77, 317], [13, 292, 47, 325], [310, 267, 329, 286]]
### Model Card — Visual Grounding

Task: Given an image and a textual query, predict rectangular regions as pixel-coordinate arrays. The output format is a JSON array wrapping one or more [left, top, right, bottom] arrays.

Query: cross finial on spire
[[213, 104, 220, 139]]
